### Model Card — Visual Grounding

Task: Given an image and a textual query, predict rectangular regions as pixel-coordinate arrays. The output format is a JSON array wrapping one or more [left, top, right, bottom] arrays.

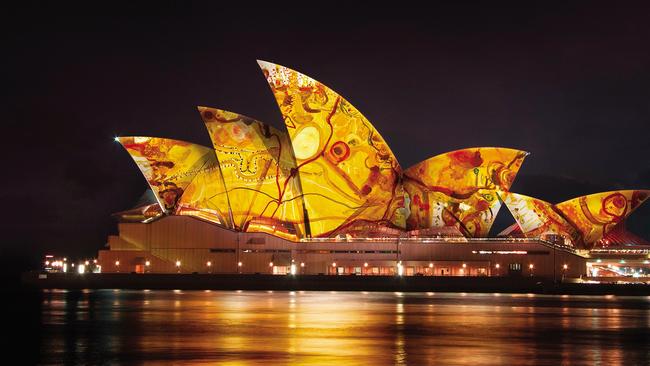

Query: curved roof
[[117, 136, 231, 227], [499, 192, 579, 246], [198, 106, 307, 238], [257, 61, 405, 236], [554, 190, 650, 248], [402, 147, 528, 237]]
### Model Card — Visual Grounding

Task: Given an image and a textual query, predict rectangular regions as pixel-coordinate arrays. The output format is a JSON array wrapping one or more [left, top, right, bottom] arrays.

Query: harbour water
[[32, 290, 650, 365]]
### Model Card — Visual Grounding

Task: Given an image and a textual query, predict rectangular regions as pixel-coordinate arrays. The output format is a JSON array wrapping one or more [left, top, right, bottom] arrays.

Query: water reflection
[[37, 290, 650, 365]]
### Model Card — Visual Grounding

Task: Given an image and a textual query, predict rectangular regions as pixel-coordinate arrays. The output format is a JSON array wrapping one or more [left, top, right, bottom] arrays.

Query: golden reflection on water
[[38, 290, 650, 365]]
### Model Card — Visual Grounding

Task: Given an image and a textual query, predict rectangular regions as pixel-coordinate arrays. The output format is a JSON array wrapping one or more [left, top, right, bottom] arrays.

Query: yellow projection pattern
[[258, 61, 405, 237], [118, 136, 231, 227], [555, 190, 650, 248], [199, 106, 306, 239], [403, 147, 528, 237], [500, 192, 580, 246]]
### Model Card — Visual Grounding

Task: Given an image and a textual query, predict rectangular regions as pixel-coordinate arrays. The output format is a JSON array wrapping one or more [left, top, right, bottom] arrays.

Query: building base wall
[[98, 216, 588, 280]]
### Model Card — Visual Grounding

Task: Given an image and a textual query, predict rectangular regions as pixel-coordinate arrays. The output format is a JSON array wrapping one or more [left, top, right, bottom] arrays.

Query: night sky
[[3, 2, 650, 267]]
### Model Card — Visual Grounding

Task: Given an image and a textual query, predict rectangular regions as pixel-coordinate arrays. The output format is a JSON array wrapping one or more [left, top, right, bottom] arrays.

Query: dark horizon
[[3, 2, 650, 266]]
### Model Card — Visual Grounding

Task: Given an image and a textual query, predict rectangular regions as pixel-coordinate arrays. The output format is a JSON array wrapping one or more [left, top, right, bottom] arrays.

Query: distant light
[[429, 263, 433, 268], [529, 264, 534, 269], [364, 262, 369, 267], [397, 262, 403, 276], [63, 263, 67, 273], [85, 261, 89, 266], [77, 264, 85, 274], [620, 260, 626, 264], [290, 264, 297, 275], [644, 260, 650, 265], [300, 262, 305, 268], [269, 262, 274, 267], [45, 261, 50, 266], [237, 261, 242, 267], [93, 259, 97, 264], [206, 261, 212, 267], [596, 259, 602, 263], [113, 136, 120, 142], [495, 263, 500, 269], [145, 260, 150, 266], [462, 263, 467, 268], [332, 262, 337, 267], [563, 264, 568, 270], [176, 260, 181, 267], [115, 260, 120, 266]]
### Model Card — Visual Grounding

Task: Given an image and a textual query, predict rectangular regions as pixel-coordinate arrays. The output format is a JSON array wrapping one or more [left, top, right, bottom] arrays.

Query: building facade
[[96, 60, 650, 280]]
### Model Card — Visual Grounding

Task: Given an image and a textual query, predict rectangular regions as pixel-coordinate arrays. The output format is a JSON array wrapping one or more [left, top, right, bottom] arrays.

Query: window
[[210, 248, 235, 253]]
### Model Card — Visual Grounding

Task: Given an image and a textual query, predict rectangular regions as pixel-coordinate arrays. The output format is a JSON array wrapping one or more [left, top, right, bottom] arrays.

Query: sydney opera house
[[97, 61, 650, 280]]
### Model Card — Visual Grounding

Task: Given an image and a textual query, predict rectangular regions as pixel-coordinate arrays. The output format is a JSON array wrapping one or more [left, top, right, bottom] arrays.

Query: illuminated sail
[[554, 190, 650, 248], [258, 61, 405, 237], [199, 106, 307, 239], [117, 136, 231, 227], [499, 192, 579, 246], [403, 147, 528, 237]]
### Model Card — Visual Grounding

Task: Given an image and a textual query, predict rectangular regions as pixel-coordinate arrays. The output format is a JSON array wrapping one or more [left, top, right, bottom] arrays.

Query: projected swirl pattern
[[258, 61, 406, 237], [118, 136, 231, 227], [199, 107, 307, 239], [115, 61, 649, 244], [403, 148, 528, 237]]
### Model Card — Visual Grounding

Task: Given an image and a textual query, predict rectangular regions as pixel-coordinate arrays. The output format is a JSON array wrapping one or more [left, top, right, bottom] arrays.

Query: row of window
[[209, 248, 399, 254]]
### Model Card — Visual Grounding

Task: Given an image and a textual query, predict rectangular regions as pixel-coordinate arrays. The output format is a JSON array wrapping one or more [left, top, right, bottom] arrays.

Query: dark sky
[[3, 2, 650, 264]]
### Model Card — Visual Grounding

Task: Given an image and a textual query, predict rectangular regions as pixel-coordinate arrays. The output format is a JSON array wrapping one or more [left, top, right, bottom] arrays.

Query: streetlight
[[145, 260, 151, 273], [562, 264, 568, 281], [495, 263, 500, 276], [529, 263, 534, 277], [397, 261, 404, 276], [115, 260, 120, 273], [238, 261, 242, 274], [206, 261, 212, 273], [176, 260, 181, 273]]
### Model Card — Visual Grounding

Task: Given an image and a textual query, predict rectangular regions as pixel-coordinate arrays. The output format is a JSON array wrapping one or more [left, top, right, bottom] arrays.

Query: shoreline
[[21, 271, 650, 296]]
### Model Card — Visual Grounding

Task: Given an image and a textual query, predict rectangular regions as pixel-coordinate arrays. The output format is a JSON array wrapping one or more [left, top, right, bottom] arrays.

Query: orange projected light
[[199, 107, 306, 238], [258, 61, 406, 237], [555, 190, 650, 248], [403, 147, 528, 237], [500, 192, 579, 246], [118, 136, 231, 227]]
